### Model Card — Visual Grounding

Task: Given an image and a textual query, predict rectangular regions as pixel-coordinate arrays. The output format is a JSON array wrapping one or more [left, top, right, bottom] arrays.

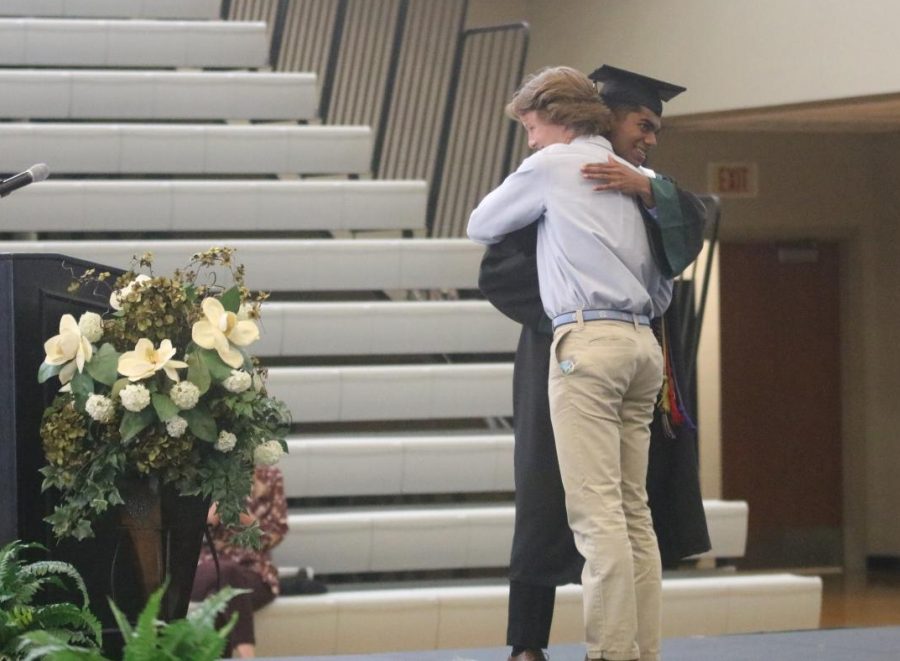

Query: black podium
[[0, 253, 148, 650], [0, 253, 121, 547]]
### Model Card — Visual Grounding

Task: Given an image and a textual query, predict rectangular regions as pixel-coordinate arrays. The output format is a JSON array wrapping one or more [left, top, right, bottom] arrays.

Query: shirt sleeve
[[467, 152, 546, 245]]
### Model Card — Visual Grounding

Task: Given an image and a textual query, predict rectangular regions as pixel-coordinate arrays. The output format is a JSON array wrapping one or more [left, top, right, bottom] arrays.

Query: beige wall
[[476, 0, 900, 116]]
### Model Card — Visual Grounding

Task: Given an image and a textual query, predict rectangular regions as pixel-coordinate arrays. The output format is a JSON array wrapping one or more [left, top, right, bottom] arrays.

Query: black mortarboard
[[589, 64, 686, 116]]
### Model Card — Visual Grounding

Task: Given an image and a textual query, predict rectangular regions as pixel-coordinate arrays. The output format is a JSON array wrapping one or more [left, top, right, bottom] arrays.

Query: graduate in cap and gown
[[476, 65, 710, 661]]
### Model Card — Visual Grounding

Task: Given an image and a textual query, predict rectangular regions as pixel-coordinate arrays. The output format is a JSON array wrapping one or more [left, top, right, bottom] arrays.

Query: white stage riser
[[266, 364, 513, 422], [0, 18, 267, 68], [0, 70, 317, 121], [283, 434, 515, 496], [0, 0, 221, 19], [2, 181, 426, 233], [0, 124, 372, 175], [274, 500, 748, 574], [256, 301, 517, 356], [0, 239, 483, 291], [253, 575, 823, 657]]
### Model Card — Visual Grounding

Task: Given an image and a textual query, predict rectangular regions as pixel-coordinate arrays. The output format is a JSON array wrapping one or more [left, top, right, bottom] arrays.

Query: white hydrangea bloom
[[253, 440, 285, 466], [85, 394, 115, 423], [166, 415, 188, 438], [170, 381, 200, 410], [215, 430, 237, 453], [119, 384, 150, 412], [78, 312, 104, 344], [223, 369, 252, 394]]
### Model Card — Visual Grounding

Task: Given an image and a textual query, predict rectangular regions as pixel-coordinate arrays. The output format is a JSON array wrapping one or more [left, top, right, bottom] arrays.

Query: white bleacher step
[[257, 301, 518, 357], [274, 500, 747, 574], [0, 239, 483, 291], [0, 124, 371, 175], [282, 433, 515, 497], [0, 18, 267, 68], [252, 575, 823, 656], [0, 70, 317, 121], [1, 180, 425, 233], [0, 0, 221, 19], [277, 506, 514, 574], [267, 363, 513, 422]]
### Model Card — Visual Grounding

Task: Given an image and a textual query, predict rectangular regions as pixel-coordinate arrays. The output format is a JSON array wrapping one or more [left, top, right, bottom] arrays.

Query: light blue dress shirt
[[467, 135, 672, 320]]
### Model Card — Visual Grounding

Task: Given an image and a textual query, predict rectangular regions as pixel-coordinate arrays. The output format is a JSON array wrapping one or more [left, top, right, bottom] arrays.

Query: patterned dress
[[196, 465, 288, 595]]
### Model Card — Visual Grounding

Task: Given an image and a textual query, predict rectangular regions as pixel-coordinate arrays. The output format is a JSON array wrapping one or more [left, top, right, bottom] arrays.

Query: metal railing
[[222, 0, 528, 237], [426, 23, 528, 237]]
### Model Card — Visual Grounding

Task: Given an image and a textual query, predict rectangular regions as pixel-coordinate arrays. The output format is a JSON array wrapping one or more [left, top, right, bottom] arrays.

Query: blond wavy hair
[[505, 66, 612, 137]]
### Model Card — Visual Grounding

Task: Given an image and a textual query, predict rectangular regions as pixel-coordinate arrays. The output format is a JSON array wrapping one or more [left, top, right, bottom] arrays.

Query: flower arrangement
[[37, 248, 290, 545]]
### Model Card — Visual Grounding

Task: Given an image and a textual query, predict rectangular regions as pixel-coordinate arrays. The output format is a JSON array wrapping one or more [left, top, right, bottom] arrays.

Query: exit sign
[[708, 162, 758, 197]]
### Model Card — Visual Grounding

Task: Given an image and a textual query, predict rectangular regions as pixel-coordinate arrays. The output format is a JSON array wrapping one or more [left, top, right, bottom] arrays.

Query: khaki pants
[[549, 316, 663, 661]]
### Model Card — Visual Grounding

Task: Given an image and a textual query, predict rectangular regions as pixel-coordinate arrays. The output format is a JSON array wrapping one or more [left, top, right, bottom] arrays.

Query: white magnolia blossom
[[109, 274, 152, 311], [170, 381, 201, 410], [119, 384, 151, 412], [191, 297, 259, 369], [165, 415, 189, 438], [223, 369, 252, 394], [85, 394, 115, 423], [118, 338, 187, 382], [43, 314, 93, 385], [77, 312, 104, 344], [215, 430, 237, 453], [253, 440, 285, 466]]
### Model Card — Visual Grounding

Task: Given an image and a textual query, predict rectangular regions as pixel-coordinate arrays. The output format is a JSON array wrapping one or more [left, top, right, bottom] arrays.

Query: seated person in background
[[192, 465, 288, 659]]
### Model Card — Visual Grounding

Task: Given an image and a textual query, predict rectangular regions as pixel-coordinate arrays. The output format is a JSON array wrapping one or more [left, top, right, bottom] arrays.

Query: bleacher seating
[[252, 574, 823, 656], [0, 124, 372, 175], [0, 70, 317, 120], [0, 18, 267, 68], [0, 6, 823, 657], [1, 181, 427, 233], [0, 0, 221, 19], [275, 500, 749, 575], [0, 239, 482, 290]]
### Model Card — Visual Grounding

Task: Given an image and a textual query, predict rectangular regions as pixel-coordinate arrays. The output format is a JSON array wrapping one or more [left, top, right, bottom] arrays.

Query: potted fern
[[0, 540, 102, 659]]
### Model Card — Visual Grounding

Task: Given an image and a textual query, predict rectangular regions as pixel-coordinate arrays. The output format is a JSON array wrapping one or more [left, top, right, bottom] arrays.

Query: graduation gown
[[479, 193, 710, 585]]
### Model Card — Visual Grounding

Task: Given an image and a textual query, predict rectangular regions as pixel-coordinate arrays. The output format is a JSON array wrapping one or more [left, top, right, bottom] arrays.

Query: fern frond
[[186, 587, 246, 629], [21, 561, 90, 607], [107, 598, 133, 641], [30, 603, 102, 647]]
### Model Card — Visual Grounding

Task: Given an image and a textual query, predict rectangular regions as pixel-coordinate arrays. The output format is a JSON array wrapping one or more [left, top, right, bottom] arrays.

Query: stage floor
[[262, 626, 900, 660]]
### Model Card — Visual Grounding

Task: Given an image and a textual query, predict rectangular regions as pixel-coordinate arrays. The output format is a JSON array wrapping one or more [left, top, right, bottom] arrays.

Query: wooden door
[[720, 242, 842, 568]]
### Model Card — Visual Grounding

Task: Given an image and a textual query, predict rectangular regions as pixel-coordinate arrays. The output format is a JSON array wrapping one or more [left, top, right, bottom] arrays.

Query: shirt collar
[[571, 135, 614, 151]]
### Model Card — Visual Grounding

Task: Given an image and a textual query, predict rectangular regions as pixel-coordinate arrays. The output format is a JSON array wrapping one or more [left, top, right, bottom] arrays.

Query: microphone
[[0, 163, 50, 198]]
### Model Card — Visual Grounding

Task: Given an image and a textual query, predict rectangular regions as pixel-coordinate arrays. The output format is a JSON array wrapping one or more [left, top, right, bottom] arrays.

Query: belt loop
[[575, 308, 585, 329], [632, 312, 639, 330]]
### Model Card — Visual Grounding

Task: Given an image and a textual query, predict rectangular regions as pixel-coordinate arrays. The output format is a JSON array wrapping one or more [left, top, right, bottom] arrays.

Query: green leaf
[[219, 286, 241, 313], [119, 408, 155, 442], [110, 378, 130, 401], [151, 393, 179, 422], [85, 343, 120, 386], [107, 598, 133, 641], [70, 371, 94, 398], [198, 348, 233, 381], [38, 361, 63, 384], [186, 352, 211, 395], [181, 407, 217, 443]]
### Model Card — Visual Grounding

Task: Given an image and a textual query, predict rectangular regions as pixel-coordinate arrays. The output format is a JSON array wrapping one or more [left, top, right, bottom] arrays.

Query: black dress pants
[[507, 580, 557, 649]]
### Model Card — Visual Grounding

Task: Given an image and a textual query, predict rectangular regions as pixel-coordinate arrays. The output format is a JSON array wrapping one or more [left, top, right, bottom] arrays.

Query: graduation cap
[[589, 65, 685, 116]]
